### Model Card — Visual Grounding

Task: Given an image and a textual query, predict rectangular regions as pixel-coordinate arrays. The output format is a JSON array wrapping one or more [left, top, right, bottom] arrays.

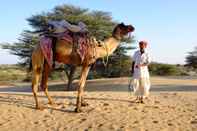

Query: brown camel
[[31, 23, 135, 112]]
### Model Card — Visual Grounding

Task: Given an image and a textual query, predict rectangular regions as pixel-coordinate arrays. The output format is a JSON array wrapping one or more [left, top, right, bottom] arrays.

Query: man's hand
[[135, 64, 147, 68], [135, 65, 140, 68]]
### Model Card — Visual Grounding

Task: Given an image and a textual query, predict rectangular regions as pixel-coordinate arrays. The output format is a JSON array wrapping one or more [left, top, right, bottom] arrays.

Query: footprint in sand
[[141, 110, 147, 113], [34, 121, 39, 125], [172, 93, 177, 95], [188, 109, 194, 112], [120, 125, 125, 129], [42, 119, 47, 122], [185, 103, 192, 106], [153, 120, 158, 124], [98, 123, 103, 127], [153, 106, 159, 109], [154, 100, 160, 104], [192, 116, 197, 119], [163, 95, 168, 98], [128, 103, 134, 107], [80, 118, 87, 123], [133, 120, 139, 124], [103, 103, 109, 106], [44, 114, 51, 118], [190, 120, 197, 124], [103, 107, 108, 111], [133, 107, 138, 110]]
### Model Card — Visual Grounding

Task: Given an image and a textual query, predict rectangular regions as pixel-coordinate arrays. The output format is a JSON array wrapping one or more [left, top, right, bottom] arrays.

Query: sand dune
[[0, 77, 197, 131]]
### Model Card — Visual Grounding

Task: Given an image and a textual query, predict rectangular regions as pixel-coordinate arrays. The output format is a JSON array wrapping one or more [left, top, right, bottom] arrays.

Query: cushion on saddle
[[48, 20, 88, 33]]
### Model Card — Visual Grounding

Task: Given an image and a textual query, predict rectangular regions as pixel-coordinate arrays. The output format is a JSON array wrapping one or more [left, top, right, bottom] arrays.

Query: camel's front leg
[[32, 67, 43, 110], [81, 97, 89, 106], [75, 66, 90, 112]]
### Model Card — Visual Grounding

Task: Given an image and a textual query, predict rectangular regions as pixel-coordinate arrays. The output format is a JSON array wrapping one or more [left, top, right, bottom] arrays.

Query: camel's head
[[112, 23, 135, 40]]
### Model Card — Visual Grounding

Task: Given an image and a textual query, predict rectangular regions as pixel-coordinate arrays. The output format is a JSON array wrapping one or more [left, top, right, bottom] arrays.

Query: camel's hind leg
[[32, 67, 44, 110], [75, 66, 90, 112]]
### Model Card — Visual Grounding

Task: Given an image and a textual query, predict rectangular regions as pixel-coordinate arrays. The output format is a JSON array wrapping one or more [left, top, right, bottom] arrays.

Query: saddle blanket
[[39, 33, 90, 68]]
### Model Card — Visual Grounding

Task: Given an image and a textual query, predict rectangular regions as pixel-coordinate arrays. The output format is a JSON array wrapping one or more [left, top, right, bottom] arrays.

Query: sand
[[0, 77, 197, 131]]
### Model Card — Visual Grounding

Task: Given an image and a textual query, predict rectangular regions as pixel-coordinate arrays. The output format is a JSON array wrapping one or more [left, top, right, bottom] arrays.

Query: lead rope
[[128, 76, 133, 96], [102, 41, 109, 67], [90, 37, 97, 61]]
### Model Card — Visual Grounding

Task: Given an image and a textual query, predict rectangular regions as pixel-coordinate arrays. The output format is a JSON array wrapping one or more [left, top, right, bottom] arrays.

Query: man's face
[[139, 43, 147, 50]]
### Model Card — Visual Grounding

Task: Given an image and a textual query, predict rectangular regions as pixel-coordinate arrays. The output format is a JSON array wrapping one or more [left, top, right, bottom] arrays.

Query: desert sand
[[0, 77, 197, 131]]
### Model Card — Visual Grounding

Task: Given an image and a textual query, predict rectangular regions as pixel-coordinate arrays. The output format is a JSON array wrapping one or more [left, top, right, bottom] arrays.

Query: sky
[[0, 0, 197, 64]]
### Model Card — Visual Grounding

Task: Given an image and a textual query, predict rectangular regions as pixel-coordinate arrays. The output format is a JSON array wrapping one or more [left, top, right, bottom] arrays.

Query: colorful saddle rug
[[39, 36, 53, 68], [39, 32, 90, 68]]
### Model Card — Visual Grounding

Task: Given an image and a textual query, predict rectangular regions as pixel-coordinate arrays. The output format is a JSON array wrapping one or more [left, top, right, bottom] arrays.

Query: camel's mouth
[[125, 25, 135, 39], [127, 25, 135, 33], [124, 25, 134, 38], [112, 23, 135, 40]]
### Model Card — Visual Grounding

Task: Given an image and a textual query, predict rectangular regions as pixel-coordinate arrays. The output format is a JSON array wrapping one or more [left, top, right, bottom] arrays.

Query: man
[[131, 41, 151, 103]]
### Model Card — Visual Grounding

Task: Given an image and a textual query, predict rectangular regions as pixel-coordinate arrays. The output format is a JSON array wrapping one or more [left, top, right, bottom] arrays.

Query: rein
[[101, 35, 121, 67], [90, 37, 109, 67], [102, 41, 109, 67]]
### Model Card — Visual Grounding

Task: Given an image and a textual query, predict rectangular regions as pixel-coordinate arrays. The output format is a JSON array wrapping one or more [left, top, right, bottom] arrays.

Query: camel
[[31, 23, 135, 112]]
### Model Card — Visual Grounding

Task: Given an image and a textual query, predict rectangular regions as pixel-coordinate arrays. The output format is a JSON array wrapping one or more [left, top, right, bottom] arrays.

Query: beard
[[140, 48, 145, 54]]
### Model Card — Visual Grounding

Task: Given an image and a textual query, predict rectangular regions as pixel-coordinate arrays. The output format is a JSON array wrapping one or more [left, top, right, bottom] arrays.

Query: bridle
[[90, 25, 132, 67]]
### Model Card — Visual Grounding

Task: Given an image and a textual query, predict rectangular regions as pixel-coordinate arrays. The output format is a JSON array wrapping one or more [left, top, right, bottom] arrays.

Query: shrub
[[149, 63, 183, 76]]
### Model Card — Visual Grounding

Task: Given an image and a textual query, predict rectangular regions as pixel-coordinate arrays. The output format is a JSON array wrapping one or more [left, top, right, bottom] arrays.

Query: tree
[[1, 5, 117, 66], [1, 31, 38, 66], [1, 4, 135, 89], [185, 47, 197, 69]]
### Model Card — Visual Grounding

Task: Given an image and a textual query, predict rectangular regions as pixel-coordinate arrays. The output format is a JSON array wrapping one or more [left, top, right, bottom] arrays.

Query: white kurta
[[132, 50, 151, 97]]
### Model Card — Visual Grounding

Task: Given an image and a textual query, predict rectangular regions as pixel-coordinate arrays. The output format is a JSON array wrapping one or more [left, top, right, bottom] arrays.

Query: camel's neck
[[95, 37, 120, 58]]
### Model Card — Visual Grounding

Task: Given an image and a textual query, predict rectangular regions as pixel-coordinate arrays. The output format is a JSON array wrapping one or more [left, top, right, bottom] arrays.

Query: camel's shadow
[[0, 81, 197, 112], [0, 91, 136, 113]]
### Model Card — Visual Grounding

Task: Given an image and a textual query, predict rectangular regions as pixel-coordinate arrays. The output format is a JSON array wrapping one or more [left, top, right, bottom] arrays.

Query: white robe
[[132, 50, 151, 97]]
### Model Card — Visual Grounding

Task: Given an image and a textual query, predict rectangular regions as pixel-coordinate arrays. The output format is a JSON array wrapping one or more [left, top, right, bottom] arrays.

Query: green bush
[[149, 63, 184, 76], [0, 65, 27, 82]]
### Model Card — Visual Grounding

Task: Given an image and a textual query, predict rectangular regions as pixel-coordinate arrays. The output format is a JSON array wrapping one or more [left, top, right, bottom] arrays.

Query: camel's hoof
[[48, 102, 58, 107], [81, 101, 89, 107], [140, 101, 144, 104], [48, 101, 55, 105], [36, 105, 45, 110], [74, 108, 82, 113]]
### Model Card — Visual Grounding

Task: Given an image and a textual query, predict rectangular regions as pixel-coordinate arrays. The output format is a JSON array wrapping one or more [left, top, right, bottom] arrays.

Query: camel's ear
[[120, 22, 125, 26]]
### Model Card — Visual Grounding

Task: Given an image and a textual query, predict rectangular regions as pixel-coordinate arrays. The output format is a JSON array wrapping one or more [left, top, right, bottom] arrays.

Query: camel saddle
[[40, 21, 90, 68]]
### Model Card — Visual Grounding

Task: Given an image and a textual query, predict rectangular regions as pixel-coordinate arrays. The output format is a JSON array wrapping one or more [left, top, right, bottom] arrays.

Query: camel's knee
[[36, 67, 42, 74], [32, 84, 38, 93]]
